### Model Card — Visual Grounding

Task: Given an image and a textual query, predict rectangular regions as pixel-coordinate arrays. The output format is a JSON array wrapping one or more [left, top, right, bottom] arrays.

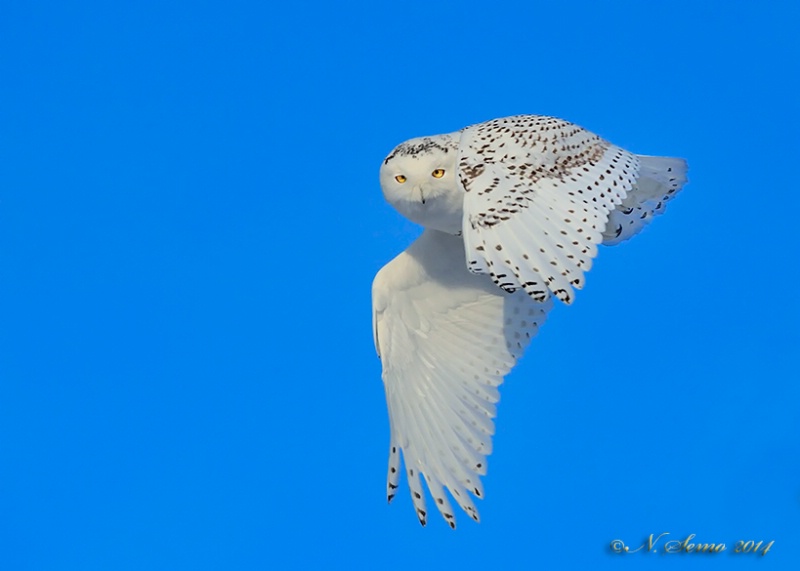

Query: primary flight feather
[[372, 114, 687, 528]]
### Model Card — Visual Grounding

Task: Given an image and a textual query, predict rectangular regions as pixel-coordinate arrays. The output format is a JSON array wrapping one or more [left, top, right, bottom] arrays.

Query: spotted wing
[[372, 229, 551, 528], [458, 115, 640, 304]]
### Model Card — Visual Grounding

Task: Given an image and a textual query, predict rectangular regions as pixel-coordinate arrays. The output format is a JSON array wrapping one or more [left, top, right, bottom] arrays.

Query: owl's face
[[379, 134, 463, 235]]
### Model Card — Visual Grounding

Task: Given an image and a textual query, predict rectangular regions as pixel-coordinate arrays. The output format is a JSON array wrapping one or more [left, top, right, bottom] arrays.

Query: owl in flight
[[372, 115, 687, 528]]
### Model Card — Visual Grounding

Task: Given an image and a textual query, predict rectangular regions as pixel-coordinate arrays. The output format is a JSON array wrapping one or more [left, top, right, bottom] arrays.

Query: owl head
[[379, 134, 464, 235]]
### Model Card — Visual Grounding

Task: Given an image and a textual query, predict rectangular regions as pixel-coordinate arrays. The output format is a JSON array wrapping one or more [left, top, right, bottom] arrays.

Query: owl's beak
[[414, 185, 425, 204]]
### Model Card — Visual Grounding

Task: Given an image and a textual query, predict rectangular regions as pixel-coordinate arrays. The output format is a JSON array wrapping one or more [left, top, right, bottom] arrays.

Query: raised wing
[[458, 115, 640, 304], [372, 229, 551, 528]]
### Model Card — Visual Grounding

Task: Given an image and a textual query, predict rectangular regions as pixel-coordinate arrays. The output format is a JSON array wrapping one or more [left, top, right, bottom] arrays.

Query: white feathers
[[373, 230, 551, 528], [602, 156, 688, 245], [373, 114, 687, 527], [459, 115, 641, 304]]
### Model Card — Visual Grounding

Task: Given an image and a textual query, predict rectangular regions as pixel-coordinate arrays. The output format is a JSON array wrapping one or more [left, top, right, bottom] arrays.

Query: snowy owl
[[372, 115, 687, 528]]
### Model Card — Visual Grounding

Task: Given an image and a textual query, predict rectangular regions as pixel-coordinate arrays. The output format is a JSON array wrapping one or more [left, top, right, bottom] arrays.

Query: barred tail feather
[[602, 155, 688, 245]]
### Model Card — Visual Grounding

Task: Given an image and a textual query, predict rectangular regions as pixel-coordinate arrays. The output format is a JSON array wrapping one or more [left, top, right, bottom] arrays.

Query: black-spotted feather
[[602, 155, 688, 245], [459, 116, 640, 303]]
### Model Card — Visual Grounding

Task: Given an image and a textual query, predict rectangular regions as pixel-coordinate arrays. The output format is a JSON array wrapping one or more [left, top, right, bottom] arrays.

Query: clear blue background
[[2, 1, 798, 569]]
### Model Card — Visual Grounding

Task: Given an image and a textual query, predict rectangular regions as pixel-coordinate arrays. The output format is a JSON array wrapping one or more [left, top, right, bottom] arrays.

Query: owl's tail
[[602, 155, 688, 245]]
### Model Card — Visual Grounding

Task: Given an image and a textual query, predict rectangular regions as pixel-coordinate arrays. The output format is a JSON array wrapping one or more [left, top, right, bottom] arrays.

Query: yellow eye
[[395, 175, 407, 183], [431, 169, 445, 178]]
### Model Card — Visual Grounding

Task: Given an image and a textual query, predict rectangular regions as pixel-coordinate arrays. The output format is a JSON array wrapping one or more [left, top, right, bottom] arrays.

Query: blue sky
[[1, 1, 798, 569]]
